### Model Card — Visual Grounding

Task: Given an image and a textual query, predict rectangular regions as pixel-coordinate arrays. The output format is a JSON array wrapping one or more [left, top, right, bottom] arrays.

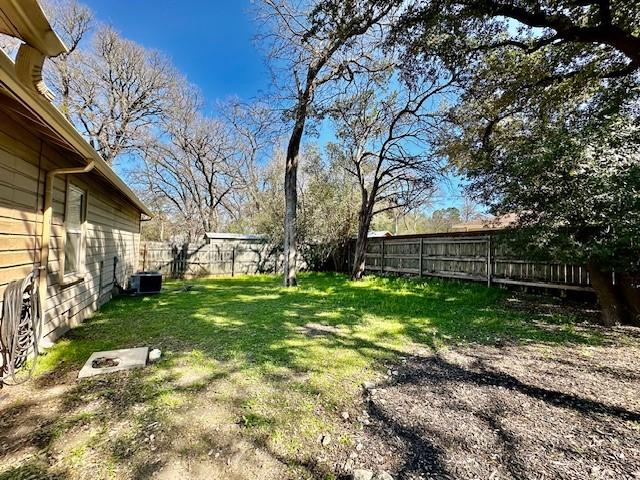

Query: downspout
[[38, 162, 95, 335]]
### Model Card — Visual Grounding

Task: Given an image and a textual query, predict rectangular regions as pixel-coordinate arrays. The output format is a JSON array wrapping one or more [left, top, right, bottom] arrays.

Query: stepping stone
[[78, 347, 149, 379]]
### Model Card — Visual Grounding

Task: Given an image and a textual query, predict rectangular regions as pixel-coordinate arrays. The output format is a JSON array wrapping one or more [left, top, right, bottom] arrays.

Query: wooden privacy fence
[[364, 232, 593, 292], [140, 240, 278, 278], [139, 232, 593, 291]]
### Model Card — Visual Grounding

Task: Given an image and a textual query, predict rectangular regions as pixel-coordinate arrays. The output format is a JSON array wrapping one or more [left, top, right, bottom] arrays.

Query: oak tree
[[257, 0, 398, 286]]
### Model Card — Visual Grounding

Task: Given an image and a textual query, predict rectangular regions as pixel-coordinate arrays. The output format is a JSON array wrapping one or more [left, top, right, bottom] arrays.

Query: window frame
[[61, 180, 88, 284]]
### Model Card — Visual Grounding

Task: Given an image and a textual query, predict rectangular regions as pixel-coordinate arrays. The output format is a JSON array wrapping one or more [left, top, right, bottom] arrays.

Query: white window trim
[[60, 179, 87, 285]]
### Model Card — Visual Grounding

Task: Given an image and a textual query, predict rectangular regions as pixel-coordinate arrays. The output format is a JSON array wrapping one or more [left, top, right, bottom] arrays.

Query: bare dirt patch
[[0, 365, 292, 480], [351, 337, 640, 479], [502, 290, 601, 323]]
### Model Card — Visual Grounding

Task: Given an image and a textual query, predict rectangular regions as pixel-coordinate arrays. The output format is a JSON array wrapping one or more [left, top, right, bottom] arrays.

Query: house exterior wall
[[0, 109, 142, 344]]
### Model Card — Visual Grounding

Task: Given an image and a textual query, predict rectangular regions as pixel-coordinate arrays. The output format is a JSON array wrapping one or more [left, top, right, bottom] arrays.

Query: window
[[63, 184, 86, 276]]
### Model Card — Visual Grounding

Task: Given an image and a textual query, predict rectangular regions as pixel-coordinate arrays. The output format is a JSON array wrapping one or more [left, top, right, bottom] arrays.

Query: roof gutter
[[0, 50, 152, 217], [0, 0, 67, 57]]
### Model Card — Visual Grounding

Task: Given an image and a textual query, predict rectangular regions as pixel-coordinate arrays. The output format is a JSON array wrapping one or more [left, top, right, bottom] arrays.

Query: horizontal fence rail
[[140, 232, 593, 292], [364, 233, 593, 292]]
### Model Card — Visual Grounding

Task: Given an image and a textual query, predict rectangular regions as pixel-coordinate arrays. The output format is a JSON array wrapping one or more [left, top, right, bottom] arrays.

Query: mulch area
[[348, 332, 640, 479]]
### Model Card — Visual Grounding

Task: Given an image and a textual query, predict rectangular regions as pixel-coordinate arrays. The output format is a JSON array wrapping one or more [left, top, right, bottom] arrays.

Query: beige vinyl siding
[[0, 109, 142, 343]]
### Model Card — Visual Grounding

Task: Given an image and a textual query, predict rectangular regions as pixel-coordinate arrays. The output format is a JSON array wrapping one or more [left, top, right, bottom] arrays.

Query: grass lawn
[[0, 272, 620, 479]]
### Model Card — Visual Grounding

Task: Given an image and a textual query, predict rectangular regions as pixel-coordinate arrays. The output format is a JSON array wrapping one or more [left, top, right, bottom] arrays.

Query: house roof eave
[[0, 0, 67, 57], [0, 48, 152, 217]]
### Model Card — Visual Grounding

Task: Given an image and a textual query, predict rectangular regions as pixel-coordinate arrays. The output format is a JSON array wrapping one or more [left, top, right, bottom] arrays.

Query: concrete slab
[[78, 347, 149, 379]]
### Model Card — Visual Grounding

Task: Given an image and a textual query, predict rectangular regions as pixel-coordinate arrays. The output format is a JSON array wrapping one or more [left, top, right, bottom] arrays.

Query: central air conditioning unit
[[128, 271, 162, 294]]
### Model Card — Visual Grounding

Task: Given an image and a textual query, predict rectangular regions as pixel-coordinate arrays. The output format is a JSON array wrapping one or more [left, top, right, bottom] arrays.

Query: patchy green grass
[[1, 273, 602, 479]]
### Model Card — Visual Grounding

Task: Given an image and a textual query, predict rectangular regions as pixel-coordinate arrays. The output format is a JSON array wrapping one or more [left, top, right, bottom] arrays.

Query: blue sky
[[83, 0, 269, 102], [84, 0, 467, 212]]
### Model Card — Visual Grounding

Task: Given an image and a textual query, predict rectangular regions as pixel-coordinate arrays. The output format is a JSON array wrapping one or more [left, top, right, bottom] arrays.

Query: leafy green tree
[[430, 207, 462, 232], [240, 147, 359, 269], [391, 0, 640, 325]]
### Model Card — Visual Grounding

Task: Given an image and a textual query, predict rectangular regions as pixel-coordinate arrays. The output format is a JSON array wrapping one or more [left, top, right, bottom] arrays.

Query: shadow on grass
[[0, 272, 609, 479], [0, 460, 69, 480]]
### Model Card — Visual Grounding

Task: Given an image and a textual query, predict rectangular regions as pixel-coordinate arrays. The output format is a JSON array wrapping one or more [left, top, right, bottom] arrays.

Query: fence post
[[231, 246, 236, 277], [208, 242, 212, 275], [380, 240, 385, 274], [486, 235, 492, 287], [418, 237, 423, 277], [181, 244, 187, 278], [142, 243, 147, 271]]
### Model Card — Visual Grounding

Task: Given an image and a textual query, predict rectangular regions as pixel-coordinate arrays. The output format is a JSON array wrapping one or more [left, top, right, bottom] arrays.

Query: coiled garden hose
[[0, 272, 41, 387]]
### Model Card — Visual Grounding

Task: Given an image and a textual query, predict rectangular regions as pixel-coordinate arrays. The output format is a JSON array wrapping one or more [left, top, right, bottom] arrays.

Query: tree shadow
[[0, 459, 69, 480], [367, 399, 451, 478], [416, 354, 640, 422], [0, 273, 627, 478], [361, 350, 640, 479]]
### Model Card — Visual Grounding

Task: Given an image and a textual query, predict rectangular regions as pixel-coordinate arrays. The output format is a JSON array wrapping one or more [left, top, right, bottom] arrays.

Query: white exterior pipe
[[38, 162, 95, 334]]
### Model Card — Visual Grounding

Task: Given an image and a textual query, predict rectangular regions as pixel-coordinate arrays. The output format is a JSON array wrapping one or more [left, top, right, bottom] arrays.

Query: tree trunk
[[588, 265, 625, 326], [350, 225, 369, 281], [283, 108, 308, 287], [283, 153, 298, 287], [618, 273, 640, 327], [351, 197, 374, 281]]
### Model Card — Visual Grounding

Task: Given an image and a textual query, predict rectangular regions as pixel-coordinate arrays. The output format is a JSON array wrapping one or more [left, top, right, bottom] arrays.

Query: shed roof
[[368, 230, 393, 238], [205, 232, 267, 241]]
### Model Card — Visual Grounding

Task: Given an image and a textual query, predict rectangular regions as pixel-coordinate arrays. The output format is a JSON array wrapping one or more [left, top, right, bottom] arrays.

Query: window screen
[[64, 185, 86, 275]]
